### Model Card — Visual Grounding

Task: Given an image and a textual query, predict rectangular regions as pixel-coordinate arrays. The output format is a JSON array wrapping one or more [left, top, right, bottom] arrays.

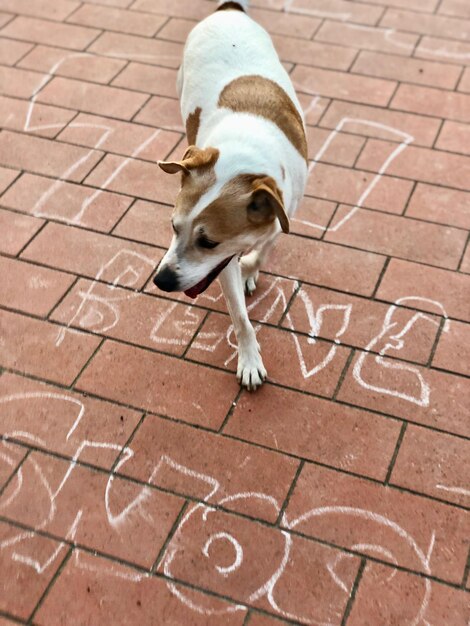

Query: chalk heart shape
[[162, 504, 290, 614]]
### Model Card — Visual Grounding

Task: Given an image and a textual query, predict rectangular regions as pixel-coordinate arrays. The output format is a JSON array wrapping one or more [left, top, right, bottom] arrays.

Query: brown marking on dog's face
[[194, 173, 289, 241], [158, 146, 219, 216], [186, 107, 202, 146], [218, 75, 308, 162], [216, 1, 245, 11]]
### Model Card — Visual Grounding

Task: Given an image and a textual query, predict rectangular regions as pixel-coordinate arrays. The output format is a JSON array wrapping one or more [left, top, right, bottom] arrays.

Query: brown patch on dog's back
[[216, 1, 245, 11], [218, 75, 308, 162], [186, 107, 201, 145]]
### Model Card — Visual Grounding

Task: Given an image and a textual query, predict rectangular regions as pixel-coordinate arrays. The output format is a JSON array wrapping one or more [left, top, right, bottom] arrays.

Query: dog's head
[[153, 145, 288, 298]]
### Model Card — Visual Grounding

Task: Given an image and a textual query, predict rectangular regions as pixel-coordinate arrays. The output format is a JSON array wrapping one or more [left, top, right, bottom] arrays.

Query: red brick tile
[[0, 11, 12, 27], [18, 45, 126, 84], [292, 65, 396, 107], [252, 0, 384, 25], [0, 372, 142, 468], [0, 209, 43, 255], [0, 0, 80, 21], [0, 441, 26, 488], [58, 113, 181, 161], [315, 21, 417, 55], [112, 200, 172, 247], [252, 7, 321, 39], [357, 138, 470, 192], [285, 284, 440, 364], [360, 0, 438, 9], [406, 184, 470, 230], [84, 153, 180, 204], [226, 385, 400, 480], [77, 340, 238, 429], [272, 34, 356, 70], [349, 562, 470, 626], [439, 0, 470, 17], [0, 95, 76, 138], [392, 83, 470, 124], [130, 0, 211, 20], [325, 207, 467, 269], [269, 231, 385, 295], [119, 414, 299, 522], [37, 76, 148, 121], [305, 162, 414, 215], [134, 94, 183, 131], [2, 173, 133, 232], [154, 17, 194, 42], [1, 451, 184, 567], [0, 520, 66, 620], [51, 279, 205, 356], [160, 506, 360, 622], [319, 100, 441, 148], [391, 426, 470, 507], [297, 92, 331, 127], [458, 67, 470, 93], [433, 320, 470, 377], [0, 38, 33, 65], [112, 62, 178, 98], [90, 31, 182, 68], [416, 35, 470, 66], [338, 351, 470, 438], [21, 223, 162, 287], [85, 0, 133, 6], [69, 4, 166, 36], [35, 550, 246, 626], [1, 16, 100, 50], [377, 258, 470, 322], [248, 616, 288, 626], [0, 165, 19, 193], [460, 244, 470, 274], [290, 196, 336, 238], [305, 127, 365, 166], [0, 65, 45, 98], [352, 50, 461, 89], [381, 7, 470, 40], [187, 312, 351, 397], [284, 463, 470, 584], [0, 256, 74, 316], [0, 309, 101, 385], [435, 120, 470, 156], [0, 132, 102, 182]]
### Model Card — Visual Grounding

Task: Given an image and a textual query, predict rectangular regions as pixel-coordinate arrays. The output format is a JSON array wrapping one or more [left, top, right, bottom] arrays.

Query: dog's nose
[[153, 266, 178, 292]]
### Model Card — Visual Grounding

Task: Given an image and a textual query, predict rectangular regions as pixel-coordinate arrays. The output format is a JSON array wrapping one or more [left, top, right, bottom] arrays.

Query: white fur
[[157, 3, 307, 390]]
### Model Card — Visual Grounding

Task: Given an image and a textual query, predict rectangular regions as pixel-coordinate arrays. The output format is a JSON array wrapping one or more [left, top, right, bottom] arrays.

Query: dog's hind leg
[[219, 257, 267, 391], [240, 225, 281, 296]]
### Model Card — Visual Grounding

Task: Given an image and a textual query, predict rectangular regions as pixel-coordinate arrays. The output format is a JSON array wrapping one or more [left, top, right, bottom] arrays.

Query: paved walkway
[[0, 0, 469, 624]]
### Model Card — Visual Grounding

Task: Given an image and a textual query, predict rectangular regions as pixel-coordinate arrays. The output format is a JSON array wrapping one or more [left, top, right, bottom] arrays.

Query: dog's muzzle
[[153, 265, 178, 292]]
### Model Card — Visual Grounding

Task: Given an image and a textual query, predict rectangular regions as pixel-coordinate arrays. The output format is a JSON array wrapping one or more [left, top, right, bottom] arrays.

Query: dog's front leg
[[219, 257, 267, 391]]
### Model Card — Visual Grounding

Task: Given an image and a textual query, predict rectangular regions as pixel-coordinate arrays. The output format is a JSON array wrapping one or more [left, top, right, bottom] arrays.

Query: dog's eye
[[197, 235, 219, 249], [171, 221, 179, 235]]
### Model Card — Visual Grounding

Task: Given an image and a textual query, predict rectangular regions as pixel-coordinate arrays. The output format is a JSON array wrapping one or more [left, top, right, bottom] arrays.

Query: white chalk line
[[294, 117, 414, 234]]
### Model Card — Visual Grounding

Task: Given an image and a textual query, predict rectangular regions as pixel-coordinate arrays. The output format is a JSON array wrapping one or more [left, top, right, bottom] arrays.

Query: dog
[[154, 0, 308, 390]]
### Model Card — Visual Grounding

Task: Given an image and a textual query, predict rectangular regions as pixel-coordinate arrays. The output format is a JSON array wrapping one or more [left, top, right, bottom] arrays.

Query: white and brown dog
[[154, 0, 308, 390]]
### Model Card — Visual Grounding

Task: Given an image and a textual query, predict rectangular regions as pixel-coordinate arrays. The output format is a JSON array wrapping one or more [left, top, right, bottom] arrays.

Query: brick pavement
[[0, 0, 469, 623]]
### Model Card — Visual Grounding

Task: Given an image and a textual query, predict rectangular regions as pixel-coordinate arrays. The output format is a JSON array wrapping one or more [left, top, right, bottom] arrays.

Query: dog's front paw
[[244, 270, 259, 296], [237, 350, 267, 391]]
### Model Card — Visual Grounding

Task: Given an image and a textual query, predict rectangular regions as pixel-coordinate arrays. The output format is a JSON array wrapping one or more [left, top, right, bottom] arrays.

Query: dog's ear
[[158, 146, 219, 175], [247, 176, 289, 234]]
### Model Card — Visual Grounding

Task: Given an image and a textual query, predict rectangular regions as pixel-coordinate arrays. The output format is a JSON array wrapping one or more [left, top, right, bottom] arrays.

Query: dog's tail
[[216, 0, 249, 12]]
